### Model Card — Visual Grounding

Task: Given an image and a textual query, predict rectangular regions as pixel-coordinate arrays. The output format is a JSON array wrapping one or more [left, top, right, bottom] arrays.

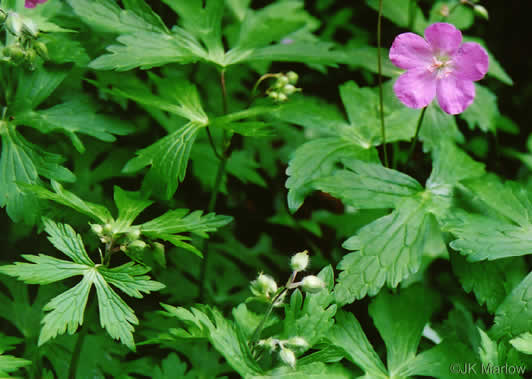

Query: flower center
[[427, 56, 454, 79]]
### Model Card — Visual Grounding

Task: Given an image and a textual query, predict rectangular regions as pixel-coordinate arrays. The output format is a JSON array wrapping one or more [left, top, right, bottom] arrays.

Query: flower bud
[[251, 273, 278, 298], [21, 19, 39, 38], [474, 5, 488, 20], [3, 44, 24, 62], [286, 336, 308, 349], [103, 223, 113, 234], [6, 12, 23, 36], [90, 224, 103, 235], [279, 348, 296, 368], [128, 240, 147, 252], [277, 93, 288, 102], [301, 275, 325, 293], [290, 250, 309, 272], [257, 337, 278, 351], [34, 41, 48, 60], [283, 84, 297, 95], [438, 4, 450, 17], [276, 75, 289, 88], [126, 229, 141, 241], [268, 91, 279, 100], [286, 71, 298, 84]]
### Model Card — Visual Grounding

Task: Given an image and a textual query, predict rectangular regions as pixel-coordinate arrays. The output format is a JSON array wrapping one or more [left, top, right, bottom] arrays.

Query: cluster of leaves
[[0, 0, 531, 378]]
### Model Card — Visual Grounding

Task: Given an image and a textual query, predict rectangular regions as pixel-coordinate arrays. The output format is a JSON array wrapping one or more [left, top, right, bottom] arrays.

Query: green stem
[[206, 127, 223, 161], [199, 70, 231, 301], [377, 0, 389, 167], [406, 107, 427, 164]]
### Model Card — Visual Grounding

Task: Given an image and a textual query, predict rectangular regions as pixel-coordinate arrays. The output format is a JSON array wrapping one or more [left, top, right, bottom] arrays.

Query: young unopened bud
[[439, 4, 450, 17], [277, 93, 288, 102], [474, 5, 488, 20], [268, 91, 279, 100], [301, 275, 325, 293], [128, 240, 147, 252], [3, 44, 24, 62], [276, 75, 289, 88], [103, 223, 113, 234], [283, 84, 297, 95], [34, 41, 48, 60], [90, 224, 103, 235], [286, 71, 298, 84], [21, 19, 39, 38], [6, 12, 23, 36], [257, 337, 278, 351], [251, 273, 278, 298], [279, 348, 296, 368], [286, 336, 308, 349], [290, 250, 309, 272], [24, 48, 37, 66], [126, 229, 141, 241]]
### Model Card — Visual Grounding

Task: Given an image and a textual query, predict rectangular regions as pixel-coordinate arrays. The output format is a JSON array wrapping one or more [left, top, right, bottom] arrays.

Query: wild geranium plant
[[0, 0, 530, 378]]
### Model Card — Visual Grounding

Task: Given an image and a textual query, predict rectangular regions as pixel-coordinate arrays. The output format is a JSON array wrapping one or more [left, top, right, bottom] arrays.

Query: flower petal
[[393, 68, 437, 109], [452, 42, 489, 81], [424, 23, 462, 56], [389, 32, 433, 69], [436, 77, 475, 115]]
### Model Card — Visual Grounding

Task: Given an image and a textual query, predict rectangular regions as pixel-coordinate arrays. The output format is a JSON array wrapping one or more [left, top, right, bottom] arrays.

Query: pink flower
[[25, 0, 47, 8], [389, 23, 489, 115]]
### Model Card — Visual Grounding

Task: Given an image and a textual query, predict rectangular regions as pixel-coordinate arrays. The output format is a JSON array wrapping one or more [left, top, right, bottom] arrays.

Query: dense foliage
[[0, 0, 531, 378]]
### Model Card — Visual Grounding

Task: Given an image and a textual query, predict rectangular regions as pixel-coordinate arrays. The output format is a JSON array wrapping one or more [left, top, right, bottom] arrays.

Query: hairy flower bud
[[128, 240, 147, 252], [286, 336, 308, 349], [103, 223, 113, 234], [3, 44, 24, 62], [277, 93, 288, 102], [268, 91, 279, 100], [126, 229, 141, 241], [275, 75, 289, 88], [90, 224, 103, 235], [34, 41, 48, 59], [279, 348, 296, 368], [290, 250, 309, 272], [6, 12, 23, 36], [301, 275, 325, 293], [283, 84, 297, 95], [286, 71, 298, 84], [21, 19, 39, 37], [257, 337, 278, 351], [251, 273, 278, 298]]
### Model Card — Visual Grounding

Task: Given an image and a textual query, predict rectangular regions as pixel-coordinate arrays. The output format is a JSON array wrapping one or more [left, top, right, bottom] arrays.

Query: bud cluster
[[1, 9, 48, 69], [257, 337, 308, 368], [267, 71, 301, 102]]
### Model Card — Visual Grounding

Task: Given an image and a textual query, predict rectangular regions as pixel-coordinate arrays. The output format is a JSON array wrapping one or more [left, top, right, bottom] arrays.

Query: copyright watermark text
[[449, 362, 527, 376]]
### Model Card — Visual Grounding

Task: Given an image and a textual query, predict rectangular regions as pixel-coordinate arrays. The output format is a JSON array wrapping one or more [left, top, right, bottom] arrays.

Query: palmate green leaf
[[21, 179, 112, 223], [330, 286, 439, 378], [335, 197, 432, 304], [161, 304, 263, 377], [510, 333, 532, 355], [286, 138, 379, 211], [0, 220, 164, 350], [253, 362, 351, 379], [451, 254, 527, 313], [342, 45, 399, 77], [9, 66, 68, 114], [123, 122, 204, 199], [328, 311, 387, 378], [447, 176, 532, 261], [418, 103, 465, 151], [315, 159, 423, 210], [162, 0, 224, 61], [113, 187, 153, 232], [366, 0, 427, 34], [460, 84, 499, 132], [491, 271, 532, 339], [369, 286, 439, 375], [140, 209, 233, 239], [15, 97, 134, 153], [67, 0, 166, 34], [0, 353, 31, 378], [0, 124, 75, 224]]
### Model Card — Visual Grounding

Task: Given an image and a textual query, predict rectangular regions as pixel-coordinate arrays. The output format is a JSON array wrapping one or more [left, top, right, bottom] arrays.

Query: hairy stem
[[377, 0, 389, 167], [406, 106, 427, 164]]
